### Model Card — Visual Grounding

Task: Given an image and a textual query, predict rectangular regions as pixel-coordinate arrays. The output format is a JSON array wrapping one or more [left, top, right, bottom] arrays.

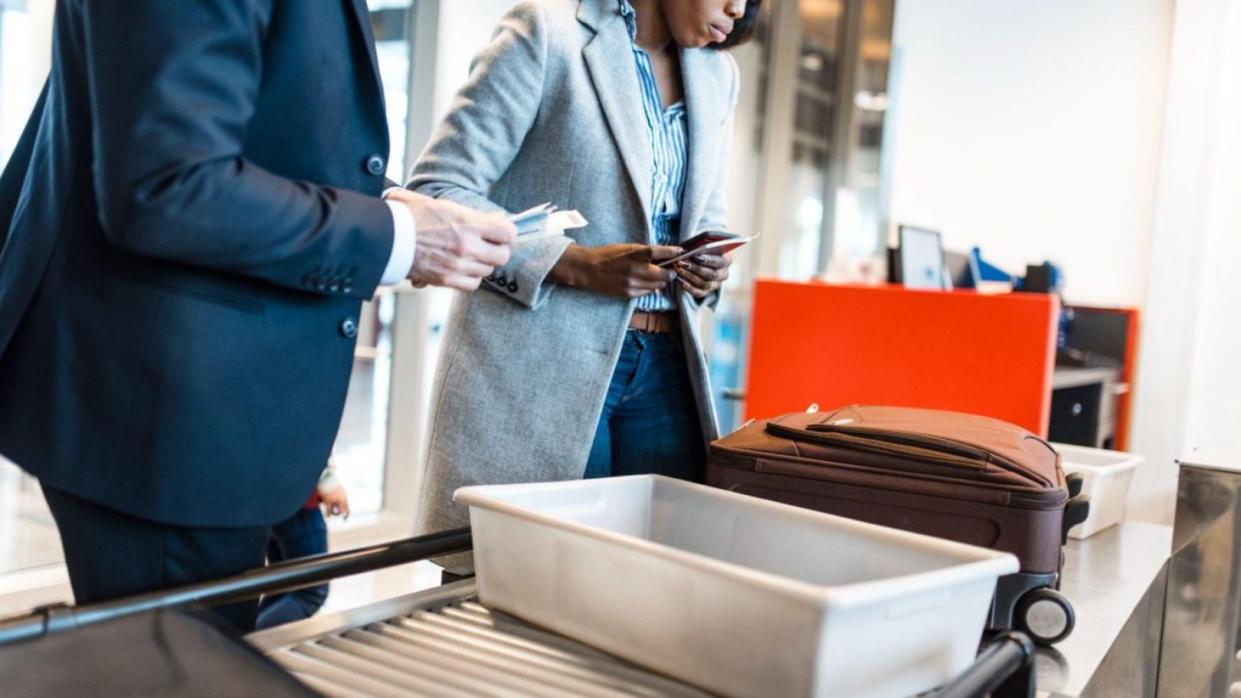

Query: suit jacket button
[[339, 317, 358, 339], [365, 154, 386, 176]]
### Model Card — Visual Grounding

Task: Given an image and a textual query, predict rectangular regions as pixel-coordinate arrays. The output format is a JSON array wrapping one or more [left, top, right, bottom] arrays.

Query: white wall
[[1129, 0, 1241, 523], [885, 0, 1173, 307], [887, 0, 1241, 525]]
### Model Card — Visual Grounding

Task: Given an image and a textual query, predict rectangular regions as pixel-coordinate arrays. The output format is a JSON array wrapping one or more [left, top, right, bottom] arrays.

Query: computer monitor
[[898, 225, 945, 290]]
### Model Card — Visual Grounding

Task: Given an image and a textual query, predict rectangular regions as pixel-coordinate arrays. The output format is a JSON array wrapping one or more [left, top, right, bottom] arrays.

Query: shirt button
[[365, 154, 386, 176], [339, 317, 358, 339]]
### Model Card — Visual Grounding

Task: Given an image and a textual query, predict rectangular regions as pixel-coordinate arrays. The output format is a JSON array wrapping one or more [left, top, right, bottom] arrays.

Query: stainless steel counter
[[1035, 521, 1172, 697]]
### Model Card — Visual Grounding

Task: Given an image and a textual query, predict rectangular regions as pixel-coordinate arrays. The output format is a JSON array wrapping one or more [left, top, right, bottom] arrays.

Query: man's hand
[[320, 487, 350, 519], [386, 189, 516, 291], [674, 254, 732, 299], [549, 244, 681, 298]]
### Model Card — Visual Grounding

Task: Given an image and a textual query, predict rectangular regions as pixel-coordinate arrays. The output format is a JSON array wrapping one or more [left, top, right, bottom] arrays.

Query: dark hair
[[713, 0, 763, 49]]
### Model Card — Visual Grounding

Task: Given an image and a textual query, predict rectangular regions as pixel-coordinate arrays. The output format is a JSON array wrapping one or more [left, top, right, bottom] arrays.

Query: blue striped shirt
[[619, 0, 688, 312]]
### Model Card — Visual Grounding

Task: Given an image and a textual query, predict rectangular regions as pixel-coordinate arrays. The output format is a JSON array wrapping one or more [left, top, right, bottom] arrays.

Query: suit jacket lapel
[[579, 4, 654, 227], [678, 47, 726, 240], [345, 0, 385, 108]]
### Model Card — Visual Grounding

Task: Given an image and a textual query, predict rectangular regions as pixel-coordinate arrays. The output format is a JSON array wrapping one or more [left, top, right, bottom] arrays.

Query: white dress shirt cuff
[[381, 198, 417, 285]]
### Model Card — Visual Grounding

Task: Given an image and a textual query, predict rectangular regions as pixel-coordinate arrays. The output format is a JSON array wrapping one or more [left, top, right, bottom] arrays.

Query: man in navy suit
[[0, 0, 514, 630]]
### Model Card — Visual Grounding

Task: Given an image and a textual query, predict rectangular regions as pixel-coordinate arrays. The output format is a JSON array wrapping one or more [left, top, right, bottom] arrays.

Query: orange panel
[[743, 281, 1060, 436], [1115, 307, 1140, 451]]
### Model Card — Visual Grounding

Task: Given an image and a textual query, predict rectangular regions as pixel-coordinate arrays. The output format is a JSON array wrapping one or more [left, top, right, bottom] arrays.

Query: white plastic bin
[[454, 475, 1018, 698], [1054, 443, 1142, 539]]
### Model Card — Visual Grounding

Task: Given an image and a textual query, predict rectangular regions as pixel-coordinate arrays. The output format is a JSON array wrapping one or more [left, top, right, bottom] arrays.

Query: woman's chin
[[673, 30, 714, 49]]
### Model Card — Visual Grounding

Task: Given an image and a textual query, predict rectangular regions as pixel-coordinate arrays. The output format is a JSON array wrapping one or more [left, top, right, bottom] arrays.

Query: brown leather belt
[[628, 311, 677, 333]]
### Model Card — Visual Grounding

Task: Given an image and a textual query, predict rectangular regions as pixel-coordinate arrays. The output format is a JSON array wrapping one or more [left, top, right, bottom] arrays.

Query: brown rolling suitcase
[[707, 404, 1089, 645]]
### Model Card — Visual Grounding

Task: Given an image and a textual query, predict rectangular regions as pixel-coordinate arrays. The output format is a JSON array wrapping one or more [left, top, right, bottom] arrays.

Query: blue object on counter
[[708, 307, 745, 434], [970, 246, 1015, 284]]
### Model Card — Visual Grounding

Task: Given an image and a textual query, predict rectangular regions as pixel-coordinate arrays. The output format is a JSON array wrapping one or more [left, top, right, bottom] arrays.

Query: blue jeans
[[255, 506, 329, 630], [584, 330, 706, 481]]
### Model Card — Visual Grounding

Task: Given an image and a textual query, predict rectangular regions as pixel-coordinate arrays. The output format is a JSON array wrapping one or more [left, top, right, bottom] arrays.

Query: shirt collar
[[617, 0, 639, 42]]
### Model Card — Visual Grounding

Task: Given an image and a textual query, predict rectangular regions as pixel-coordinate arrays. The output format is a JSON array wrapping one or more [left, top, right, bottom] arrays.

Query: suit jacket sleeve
[[82, 0, 393, 300], [407, 1, 571, 310]]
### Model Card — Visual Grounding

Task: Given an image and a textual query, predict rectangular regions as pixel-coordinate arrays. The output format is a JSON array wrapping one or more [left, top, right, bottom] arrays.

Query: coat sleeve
[[407, 1, 571, 310], [81, 0, 393, 300]]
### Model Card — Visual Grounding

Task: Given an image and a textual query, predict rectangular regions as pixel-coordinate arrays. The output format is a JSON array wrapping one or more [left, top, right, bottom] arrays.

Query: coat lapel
[[678, 47, 727, 240], [579, 2, 654, 228]]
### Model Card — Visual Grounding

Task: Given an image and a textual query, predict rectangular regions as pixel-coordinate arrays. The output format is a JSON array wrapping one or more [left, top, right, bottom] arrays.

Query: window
[[748, 0, 895, 280], [326, 0, 418, 518], [0, 1, 37, 164]]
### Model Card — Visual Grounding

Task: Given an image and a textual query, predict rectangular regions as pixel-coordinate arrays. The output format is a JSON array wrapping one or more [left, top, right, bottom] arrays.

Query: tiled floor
[[0, 458, 71, 616], [0, 458, 61, 576]]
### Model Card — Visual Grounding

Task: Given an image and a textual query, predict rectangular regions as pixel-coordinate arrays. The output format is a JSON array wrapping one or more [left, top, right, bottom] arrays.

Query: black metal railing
[[0, 527, 472, 647], [929, 631, 1036, 698]]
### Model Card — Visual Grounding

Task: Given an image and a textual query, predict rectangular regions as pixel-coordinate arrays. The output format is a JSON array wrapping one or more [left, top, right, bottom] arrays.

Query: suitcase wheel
[[1014, 588, 1075, 646]]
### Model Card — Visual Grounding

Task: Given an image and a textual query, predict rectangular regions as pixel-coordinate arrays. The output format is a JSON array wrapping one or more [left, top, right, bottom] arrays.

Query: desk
[[1049, 367, 1123, 449], [1051, 367, 1122, 391]]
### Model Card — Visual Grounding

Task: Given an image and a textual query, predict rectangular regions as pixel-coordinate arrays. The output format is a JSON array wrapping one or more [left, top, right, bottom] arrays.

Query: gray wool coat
[[407, 0, 738, 568]]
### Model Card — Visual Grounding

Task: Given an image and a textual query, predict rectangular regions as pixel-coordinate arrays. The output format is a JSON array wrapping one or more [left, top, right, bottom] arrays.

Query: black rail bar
[[930, 631, 1036, 698], [0, 527, 472, 647]]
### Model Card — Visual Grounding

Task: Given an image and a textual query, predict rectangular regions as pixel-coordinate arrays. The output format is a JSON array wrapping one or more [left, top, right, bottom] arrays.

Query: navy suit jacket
[[0, 0, 397, 526]]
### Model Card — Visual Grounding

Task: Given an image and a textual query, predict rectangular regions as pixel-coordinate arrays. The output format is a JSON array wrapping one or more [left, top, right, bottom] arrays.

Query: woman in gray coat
[[408, 0, 760, 567]]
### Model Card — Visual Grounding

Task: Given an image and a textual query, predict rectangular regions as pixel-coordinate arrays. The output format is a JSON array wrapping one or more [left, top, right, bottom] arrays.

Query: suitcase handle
[[1061, 494, 1090, 544], [768, 421, 992, 471], [1065, 472, 1084, 498]]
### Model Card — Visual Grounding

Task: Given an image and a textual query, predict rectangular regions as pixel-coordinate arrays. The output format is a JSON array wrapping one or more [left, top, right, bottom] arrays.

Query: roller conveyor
[[249, 581, 712, 698]]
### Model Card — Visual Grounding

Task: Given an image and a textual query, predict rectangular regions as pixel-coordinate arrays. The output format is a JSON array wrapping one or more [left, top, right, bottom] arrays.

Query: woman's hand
[[674, 254, 732, 299], [550, 244, 682, 298]]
